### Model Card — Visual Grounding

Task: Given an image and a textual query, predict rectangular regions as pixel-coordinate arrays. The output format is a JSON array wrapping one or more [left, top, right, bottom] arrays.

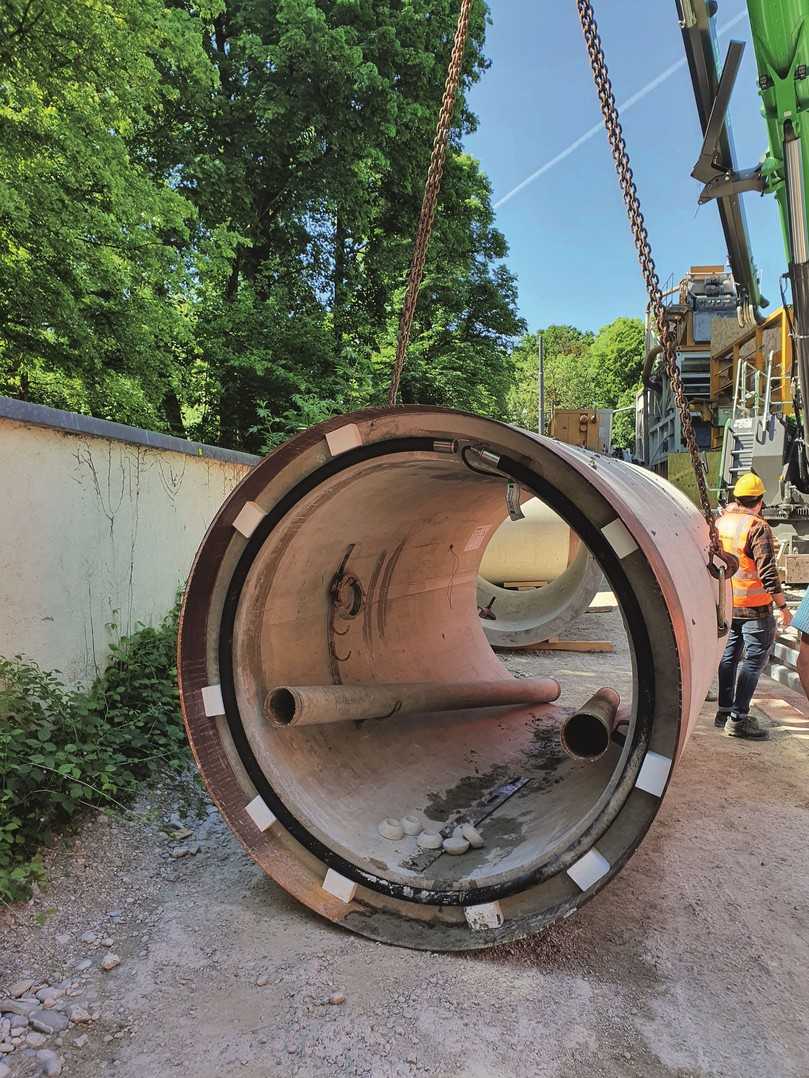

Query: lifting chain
[[575, 0, 737, 584], [387, 0, 473, 406]]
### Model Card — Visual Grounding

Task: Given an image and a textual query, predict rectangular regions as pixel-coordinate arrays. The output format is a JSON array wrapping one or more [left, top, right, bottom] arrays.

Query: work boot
[[725, 713, 770, 740], [714, 710, 730, 729]]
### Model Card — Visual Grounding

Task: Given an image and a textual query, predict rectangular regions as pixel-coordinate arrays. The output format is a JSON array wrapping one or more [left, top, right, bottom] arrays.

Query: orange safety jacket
[[716, 510, 772, 608]]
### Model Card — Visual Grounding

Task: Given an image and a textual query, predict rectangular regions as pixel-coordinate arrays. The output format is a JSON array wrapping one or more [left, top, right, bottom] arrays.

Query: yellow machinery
[[638, 265, 739, 474], [709, 306, 794, 450], [548, 408, 612, 454]]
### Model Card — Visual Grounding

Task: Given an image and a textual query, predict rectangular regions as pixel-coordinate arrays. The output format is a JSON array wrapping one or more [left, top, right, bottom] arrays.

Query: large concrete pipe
[[477, 498, 603, 648], [178, 407, 728, 951]]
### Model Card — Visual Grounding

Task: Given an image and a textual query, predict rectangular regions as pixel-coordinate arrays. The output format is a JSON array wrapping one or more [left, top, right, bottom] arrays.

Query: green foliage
[[2, 2, 648, 447], [1, 0, 525, 447], [0, 0, 216, 429], [0, 606, 186, 902], [507, 324, 592, 430], [507, 318, 644, 449]]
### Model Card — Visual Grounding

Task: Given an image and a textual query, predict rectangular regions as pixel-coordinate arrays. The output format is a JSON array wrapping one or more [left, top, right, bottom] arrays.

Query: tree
[[506, 318, 643, 449], [151, 0, 523, 448], [0, 0, 219, 430], [381, 153, 525, 418], [588, 317, 644, 447], [506, 325, 594, 430], [1, 0, 527, 449]]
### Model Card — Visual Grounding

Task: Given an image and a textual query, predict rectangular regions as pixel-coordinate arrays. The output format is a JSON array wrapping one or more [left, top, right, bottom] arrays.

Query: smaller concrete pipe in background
[[560, 687, 621, 762], [266, 679, 561, 728]]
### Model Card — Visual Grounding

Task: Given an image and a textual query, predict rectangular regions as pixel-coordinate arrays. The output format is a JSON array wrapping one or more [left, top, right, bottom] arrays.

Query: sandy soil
[[3, 606, 809, 1078]]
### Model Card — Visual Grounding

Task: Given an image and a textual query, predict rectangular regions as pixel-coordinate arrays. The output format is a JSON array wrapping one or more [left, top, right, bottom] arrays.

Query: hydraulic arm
[[678, 0, 809, 495], [746, 0, 809, 445], [677, 0, 766, 319]]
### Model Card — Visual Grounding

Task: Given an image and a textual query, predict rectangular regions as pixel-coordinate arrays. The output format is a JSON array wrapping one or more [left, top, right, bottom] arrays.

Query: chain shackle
[[387, 0, 474, 406], [575, 0, 724, 564]]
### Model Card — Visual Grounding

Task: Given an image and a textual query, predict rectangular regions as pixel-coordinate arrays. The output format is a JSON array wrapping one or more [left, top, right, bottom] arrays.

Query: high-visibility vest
[[716, 510, 772, 608]]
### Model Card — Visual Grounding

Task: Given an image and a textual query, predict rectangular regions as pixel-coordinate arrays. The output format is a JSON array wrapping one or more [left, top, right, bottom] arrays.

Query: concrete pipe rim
[[477, 543, 604, 648], [178, 407, 687, 949]]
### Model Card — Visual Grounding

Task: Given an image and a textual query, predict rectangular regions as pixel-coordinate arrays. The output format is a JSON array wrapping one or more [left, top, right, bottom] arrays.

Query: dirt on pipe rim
[[177, 405, 729, 950]]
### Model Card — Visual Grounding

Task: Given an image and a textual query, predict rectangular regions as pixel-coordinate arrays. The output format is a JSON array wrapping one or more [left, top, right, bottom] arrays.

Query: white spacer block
[[567, 847, 610, 892], [245, 795, 277, 833], [201, 684, 225, 717], [601, 518, 638, 559], [635, 751, 672, 798], [325, 423, 363, 457], [464, 901, 504, 931], [232, 500, 267, 538], [322, 868, 358, 904]]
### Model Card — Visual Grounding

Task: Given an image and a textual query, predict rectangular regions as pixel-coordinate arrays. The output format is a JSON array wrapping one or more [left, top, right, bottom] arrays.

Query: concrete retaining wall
[[0, 398, 258, 684]]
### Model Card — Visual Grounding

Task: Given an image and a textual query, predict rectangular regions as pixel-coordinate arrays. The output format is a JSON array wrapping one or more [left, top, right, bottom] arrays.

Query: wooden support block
[[782, 553, 809, 585], [494, 639, 615, 654], [501, 580, 548, 590], [588, 590, 618, 612]]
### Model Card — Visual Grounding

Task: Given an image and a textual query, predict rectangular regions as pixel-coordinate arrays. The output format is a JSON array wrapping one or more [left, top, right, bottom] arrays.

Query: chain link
[[387, 0, 473, 406], [575, 0, 729, 568]]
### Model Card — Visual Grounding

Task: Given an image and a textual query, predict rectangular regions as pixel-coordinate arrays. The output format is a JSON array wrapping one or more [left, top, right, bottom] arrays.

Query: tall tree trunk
[[163, 387, 186, 437], [333, 214, 345, 354], [17, 360, 29, 401], [225, 247, 241, 301], [218, 377, 242, 449]]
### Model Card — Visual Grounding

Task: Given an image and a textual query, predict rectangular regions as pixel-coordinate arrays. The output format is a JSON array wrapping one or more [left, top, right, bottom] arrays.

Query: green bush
[[0, 606, 187, 902]]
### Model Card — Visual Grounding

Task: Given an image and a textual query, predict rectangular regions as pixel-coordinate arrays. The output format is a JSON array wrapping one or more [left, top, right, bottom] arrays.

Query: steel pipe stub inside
[[265, 679, 561, 728], [178, 406, 728, 951], [560, 687, 623, 762]]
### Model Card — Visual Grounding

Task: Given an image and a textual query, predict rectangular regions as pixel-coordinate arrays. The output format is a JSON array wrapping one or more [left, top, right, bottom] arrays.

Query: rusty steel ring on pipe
[[178, 407, 728, 951]]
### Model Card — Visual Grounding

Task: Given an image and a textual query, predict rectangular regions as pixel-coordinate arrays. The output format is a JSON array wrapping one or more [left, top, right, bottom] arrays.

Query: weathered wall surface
[[0, 399, 257, 684]]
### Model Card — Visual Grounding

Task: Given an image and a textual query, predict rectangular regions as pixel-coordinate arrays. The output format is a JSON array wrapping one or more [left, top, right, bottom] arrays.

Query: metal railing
[[719, 350, 780, 498], [731, 351, 776, 422]]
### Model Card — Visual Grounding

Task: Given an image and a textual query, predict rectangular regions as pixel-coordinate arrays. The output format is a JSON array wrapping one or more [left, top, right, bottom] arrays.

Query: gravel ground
[[2, 605, 809, 1078], [499, 600, 634, 705]]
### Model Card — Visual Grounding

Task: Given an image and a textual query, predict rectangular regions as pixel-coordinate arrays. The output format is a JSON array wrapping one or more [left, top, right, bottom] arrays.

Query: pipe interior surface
[[178, 407, 726, 950], [230, 449, 630, 891]]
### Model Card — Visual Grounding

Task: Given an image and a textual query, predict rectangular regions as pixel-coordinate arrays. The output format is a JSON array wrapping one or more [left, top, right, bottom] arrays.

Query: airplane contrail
[[493, 8, 749, 210]]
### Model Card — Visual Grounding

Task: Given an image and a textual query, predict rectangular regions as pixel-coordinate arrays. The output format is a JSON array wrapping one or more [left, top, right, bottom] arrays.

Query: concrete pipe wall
[[178, 407, 729, 951], [477, 498, 603, 648], [480, 497, 574, 582]]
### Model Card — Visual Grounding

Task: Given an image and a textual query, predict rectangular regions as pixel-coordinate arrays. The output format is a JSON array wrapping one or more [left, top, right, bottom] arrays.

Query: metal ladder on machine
[[720, 352, 804, 692], [719, 350, 776, 496]]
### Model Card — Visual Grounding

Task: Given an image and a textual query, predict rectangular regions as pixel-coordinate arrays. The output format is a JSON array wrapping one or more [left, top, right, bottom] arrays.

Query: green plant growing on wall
[[0, 604, 187, 902]]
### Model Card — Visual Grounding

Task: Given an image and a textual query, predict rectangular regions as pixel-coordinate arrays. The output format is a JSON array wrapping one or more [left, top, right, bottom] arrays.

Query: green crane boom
[[679, 0, 809, 495], [747, 0, 809, 262], [747, 0, 809, 445]]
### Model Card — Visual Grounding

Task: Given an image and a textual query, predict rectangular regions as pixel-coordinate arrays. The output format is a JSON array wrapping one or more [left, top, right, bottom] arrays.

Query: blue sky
[[464, 1, 786, 334]]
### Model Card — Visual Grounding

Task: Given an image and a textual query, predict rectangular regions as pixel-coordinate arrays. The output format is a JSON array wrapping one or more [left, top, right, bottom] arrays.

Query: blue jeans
[[717, 615, 776, 719]]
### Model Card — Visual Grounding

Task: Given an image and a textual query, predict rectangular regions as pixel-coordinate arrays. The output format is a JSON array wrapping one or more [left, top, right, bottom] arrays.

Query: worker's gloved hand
[[777, 606, 793, 630]]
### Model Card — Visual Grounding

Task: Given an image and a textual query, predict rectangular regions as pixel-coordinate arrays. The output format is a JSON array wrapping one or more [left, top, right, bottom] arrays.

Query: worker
[[715, 472, 792, 739]]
